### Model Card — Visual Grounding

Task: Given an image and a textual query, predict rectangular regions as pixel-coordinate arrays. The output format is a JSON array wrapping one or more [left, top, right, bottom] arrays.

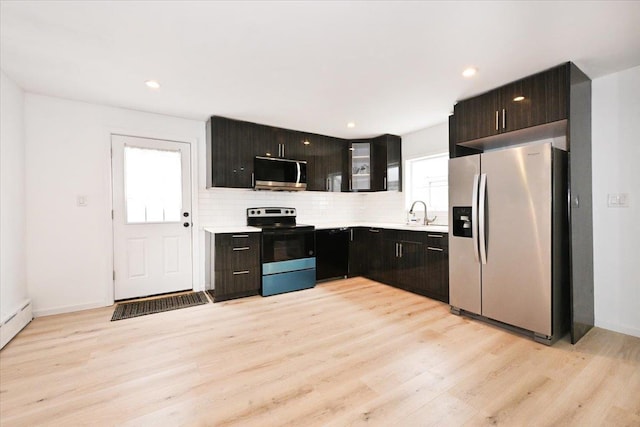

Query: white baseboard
[[0, 299, 33, 350], [33, 301, 106, 318], [595, 320, 640, 338]]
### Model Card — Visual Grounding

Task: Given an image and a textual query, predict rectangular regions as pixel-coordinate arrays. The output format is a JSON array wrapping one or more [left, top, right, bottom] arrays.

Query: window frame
[[404, 152, 449, 224]]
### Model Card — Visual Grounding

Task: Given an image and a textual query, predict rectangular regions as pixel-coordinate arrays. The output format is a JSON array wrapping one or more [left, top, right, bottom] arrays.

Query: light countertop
[[203, 226, 261, 234], [313, 222, 449, 233], [204, 223, 448, 233]]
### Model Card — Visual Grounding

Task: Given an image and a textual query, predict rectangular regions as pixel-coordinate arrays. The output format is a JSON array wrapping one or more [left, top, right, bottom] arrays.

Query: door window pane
[[124, 146, 182, 223]]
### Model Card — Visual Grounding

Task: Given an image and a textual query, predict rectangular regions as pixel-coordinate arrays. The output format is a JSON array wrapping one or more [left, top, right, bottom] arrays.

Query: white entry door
[[111, 134, 193, 300]]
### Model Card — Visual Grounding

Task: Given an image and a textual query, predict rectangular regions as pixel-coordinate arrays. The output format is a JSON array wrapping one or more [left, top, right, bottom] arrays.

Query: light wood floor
[[1, 278, 638, 426]]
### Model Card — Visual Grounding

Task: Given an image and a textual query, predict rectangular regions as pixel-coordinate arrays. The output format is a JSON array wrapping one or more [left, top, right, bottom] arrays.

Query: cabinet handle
[[326, 178, 330, 191], [232, 247, 250, 251], [495, 110, 499, 131], [399, 243, 403, 258], [251, 172, 255, 188], [349, 179, 352, 191], [427, 234, 443, 238], [383, 177, 387, 190], [232, 235, 249, 238], [232, 270, 250, 275], [350, 228, 354, 241], [369, 229, 380, 233], [427, 246, 444, 252], [502, 109, 506, 129]]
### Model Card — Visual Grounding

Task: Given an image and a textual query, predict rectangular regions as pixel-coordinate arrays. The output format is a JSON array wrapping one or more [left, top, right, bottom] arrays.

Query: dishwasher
[[315, 228, 349, 281]]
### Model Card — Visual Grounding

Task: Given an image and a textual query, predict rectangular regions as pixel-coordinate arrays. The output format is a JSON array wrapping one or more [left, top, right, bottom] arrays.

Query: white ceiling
[[2, 1, 640, 138]]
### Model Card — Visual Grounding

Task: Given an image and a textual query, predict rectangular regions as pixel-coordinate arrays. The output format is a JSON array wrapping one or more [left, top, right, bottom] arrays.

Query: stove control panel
[[247, 207, 296, 217]]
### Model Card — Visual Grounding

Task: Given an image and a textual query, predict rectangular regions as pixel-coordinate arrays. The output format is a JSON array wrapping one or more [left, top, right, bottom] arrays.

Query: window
[[405, 153, 448, 223]]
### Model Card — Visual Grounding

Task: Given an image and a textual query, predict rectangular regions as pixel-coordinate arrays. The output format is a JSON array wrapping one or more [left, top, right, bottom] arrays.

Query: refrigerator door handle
[[479, 173, 488, 265], [472, 173, 480, 263]]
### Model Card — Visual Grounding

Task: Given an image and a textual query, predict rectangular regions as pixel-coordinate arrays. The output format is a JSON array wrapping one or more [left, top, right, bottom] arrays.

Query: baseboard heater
[[0, 299, 33, 350]]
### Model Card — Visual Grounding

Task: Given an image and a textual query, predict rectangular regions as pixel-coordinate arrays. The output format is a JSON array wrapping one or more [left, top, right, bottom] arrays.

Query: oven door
[[261, 228, 315, 263]]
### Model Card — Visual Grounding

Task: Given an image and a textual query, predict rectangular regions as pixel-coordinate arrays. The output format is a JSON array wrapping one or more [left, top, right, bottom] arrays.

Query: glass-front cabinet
[[344, 135, 401, 192], [350, 142, 371, 191]]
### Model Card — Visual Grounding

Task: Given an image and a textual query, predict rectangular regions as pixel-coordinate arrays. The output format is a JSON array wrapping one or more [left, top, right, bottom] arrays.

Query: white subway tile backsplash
[[198, 188, 407, 227]]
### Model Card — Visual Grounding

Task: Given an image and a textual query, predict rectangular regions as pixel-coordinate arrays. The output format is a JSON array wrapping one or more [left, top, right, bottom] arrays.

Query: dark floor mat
[[111, 291, 209, 321]]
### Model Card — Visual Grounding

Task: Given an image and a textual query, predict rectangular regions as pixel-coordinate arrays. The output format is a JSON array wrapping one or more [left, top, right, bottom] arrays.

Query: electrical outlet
[[607, 193, 629, 208], [77, 195, 88, 207]]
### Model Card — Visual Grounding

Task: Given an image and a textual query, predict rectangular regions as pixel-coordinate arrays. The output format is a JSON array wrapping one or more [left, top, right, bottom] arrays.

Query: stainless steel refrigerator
[[448, 141, 569, 345]]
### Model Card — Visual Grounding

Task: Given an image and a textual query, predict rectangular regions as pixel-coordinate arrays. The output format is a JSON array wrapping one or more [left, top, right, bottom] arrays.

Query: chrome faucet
[[409, 200, 437, 225]]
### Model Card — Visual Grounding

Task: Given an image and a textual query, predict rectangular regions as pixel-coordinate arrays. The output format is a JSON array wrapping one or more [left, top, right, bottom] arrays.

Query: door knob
[[183, 222, 190, 228]]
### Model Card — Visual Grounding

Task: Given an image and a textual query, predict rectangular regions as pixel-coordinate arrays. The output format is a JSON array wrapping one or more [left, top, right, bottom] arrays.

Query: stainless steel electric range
[[247, 207, 316, 296]]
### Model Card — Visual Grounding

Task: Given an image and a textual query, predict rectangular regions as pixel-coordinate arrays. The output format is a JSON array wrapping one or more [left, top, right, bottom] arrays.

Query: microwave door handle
[[296, 162, 301, 184]]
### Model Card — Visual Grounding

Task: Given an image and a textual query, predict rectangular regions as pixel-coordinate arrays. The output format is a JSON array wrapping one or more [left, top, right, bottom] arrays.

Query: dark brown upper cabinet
[[206, 116, 256, 188], [453, 90, 499, 143], [297, 133, 344, 192], [452, 63, 569, 146], [207, 116, 400, 192]]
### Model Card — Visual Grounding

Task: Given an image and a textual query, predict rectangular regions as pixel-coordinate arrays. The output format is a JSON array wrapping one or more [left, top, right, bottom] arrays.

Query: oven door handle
[[262, 228, 314, 236]]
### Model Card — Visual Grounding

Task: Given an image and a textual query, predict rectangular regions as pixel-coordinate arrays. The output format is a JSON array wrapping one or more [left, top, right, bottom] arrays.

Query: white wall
[[0, 71, 28, 322], [402, 122, 449, 160], [399, 121, 450, 224], [592, 65, 640, 337], [24, 94, 205, 316]]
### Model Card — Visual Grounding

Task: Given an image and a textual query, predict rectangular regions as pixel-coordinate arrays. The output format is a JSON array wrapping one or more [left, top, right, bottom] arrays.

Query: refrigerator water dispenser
[[452, 206, 473, 238]]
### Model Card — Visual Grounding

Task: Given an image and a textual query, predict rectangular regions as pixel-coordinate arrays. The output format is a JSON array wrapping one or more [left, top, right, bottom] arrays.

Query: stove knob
[[257, 210, 261, 214]]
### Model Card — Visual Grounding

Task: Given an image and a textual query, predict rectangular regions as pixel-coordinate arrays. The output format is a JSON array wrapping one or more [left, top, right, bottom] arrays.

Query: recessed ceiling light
[[303, 140, 310, 145], [513, 96, 525, 102], [347, 122, 355, 128], [462, 67, 477, 78], [145, 80, 160, 89]]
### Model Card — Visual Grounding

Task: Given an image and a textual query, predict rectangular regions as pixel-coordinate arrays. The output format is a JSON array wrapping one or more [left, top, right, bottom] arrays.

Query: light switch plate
[[607, 193, 629, 208], [77, 195, 88, 207]]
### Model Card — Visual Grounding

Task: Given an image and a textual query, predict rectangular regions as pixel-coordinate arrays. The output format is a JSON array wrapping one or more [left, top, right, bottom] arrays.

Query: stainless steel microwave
[[253, 156, 307, 191]]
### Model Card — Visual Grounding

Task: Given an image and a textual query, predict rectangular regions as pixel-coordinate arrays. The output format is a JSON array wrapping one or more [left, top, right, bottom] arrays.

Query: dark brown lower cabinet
[[349, 228, 449, 303], [212, 232, 261, 302], [348, 227, 367, 277], [423, 233, 449, 302], [395, 238, 426, 293], [349, 227, 384, 279]]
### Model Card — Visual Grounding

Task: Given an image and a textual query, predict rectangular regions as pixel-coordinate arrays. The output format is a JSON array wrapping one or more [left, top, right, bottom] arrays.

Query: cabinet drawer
[[215, 247, 260, 271], [425, 233, 448, 249], [215, 232, 260, 248], [214, 232, 261, 271], [214, 268, 260, 302]]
